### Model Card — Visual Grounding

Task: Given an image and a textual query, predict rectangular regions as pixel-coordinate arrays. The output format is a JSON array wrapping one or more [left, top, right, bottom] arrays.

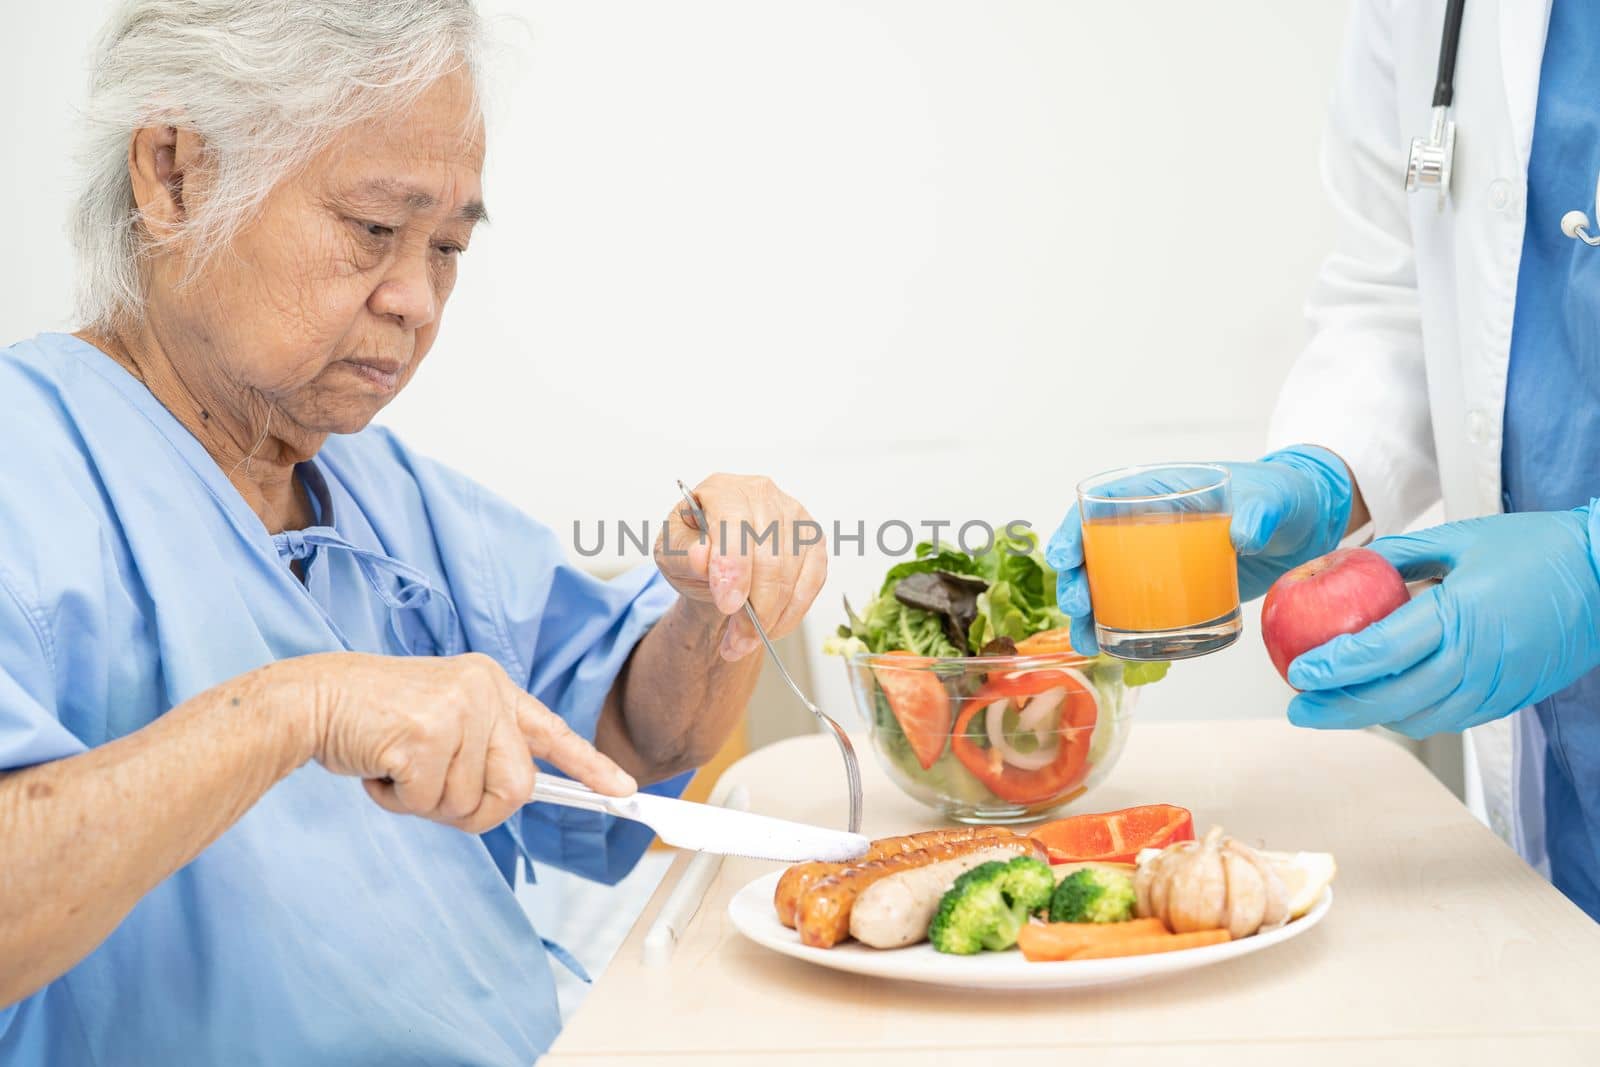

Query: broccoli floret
[[928, 856, 1055, 955], [1049, 865, 1137, 924], [1000, 854, 1056, 911]]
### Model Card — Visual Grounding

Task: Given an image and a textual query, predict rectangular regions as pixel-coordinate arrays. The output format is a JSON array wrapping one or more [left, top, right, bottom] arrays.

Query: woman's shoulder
[[1, 332, 87, 406], [0, 335, 117, 504], [0, 331, 122, 418], [0, 335, 134, 619]]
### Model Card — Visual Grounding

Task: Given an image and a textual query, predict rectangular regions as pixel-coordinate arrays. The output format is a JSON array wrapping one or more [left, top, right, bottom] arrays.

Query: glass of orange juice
[[1077, 464, 1241, 661]]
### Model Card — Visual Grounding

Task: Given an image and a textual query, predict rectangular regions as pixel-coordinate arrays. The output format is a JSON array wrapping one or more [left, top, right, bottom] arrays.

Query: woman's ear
[[128, 125, 201, 238]]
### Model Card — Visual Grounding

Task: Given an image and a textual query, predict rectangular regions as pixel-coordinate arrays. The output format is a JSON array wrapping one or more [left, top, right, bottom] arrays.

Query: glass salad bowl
[[844, 650, 1136, 824]]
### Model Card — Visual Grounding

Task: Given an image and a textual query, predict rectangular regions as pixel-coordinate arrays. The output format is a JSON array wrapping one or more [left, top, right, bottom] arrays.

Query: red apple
[[1260, 548, 1410, 685]]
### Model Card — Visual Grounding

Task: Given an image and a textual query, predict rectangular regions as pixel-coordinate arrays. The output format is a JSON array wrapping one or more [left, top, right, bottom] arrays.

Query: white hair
[[71, 0, 486, 328]]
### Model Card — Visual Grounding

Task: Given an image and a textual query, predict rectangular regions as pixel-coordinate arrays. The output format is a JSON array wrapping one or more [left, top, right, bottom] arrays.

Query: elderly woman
[[0, 1, 827, 1062]]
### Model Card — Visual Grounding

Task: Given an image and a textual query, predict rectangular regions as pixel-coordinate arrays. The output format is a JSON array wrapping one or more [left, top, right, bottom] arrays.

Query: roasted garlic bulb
[[1135, 826, 1288, 939]]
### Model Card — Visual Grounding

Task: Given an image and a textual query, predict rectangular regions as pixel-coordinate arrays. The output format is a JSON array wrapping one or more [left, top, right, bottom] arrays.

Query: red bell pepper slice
[[871, 652, 953, 770], [1029, 804, 1196, 865], [950, 668, 1098, 805]]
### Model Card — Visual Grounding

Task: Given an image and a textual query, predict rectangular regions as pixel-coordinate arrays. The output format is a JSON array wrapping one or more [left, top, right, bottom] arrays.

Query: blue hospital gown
[[0, 332, 686, 1065]]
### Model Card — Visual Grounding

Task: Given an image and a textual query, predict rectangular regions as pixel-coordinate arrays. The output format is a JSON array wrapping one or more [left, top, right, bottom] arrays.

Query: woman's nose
[[369, 254, 439, 330]]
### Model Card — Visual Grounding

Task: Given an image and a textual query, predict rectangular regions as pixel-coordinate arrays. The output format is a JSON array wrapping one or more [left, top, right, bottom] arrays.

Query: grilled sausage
[[864, 825, 1018, 860], [797, 835, 1046, 948], [773, 863, 845, 929], [772, 826, 1017, 928], [850, 844, 1036, 948]]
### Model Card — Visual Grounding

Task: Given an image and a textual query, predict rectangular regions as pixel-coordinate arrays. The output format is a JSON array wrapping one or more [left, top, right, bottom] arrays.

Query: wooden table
[[544, 720, 1600, 1066]]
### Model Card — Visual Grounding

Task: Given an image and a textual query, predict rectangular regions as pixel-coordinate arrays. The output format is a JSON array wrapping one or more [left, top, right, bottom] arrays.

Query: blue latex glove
[[1288, 508, 1600, 739], [1045, 445, 1354, 654]]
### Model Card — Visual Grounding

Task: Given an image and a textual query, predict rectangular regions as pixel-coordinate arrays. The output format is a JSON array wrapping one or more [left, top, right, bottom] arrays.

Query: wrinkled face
[[151, 70, 487, 436]]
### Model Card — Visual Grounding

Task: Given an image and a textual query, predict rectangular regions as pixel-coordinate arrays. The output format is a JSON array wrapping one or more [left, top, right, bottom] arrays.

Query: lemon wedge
[[1258, 850, 1337, 918]]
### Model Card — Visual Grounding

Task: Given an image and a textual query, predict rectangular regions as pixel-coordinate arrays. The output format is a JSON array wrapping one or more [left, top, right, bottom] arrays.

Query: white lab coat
[[1268, 0, 1556, 867]]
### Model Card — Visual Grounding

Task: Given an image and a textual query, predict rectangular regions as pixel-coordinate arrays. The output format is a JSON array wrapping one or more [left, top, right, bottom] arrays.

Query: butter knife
[[531, 776, 869, 863]]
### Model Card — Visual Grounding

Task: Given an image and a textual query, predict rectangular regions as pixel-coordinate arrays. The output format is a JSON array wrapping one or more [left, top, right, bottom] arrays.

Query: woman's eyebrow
[[348, 178, 489, 224]]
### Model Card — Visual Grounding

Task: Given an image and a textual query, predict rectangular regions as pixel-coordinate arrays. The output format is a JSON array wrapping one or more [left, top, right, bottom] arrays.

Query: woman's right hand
[[275, 651, 636, 834], [1044, 445, 1357, 654]]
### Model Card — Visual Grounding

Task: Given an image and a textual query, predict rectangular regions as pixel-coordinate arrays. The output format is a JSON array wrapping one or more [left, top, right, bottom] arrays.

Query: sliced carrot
[[1014, 627, 1078, 656], [1069, 929, 1230, 960], [1016, 918, 1168, 962]]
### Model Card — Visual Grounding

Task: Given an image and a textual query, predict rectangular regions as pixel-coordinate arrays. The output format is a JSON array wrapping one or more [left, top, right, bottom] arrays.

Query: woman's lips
[[341, 358, 405, 392]]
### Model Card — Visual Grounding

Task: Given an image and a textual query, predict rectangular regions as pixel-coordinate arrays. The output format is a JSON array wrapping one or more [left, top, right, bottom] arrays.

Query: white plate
[[727, 870, 1333, 991]]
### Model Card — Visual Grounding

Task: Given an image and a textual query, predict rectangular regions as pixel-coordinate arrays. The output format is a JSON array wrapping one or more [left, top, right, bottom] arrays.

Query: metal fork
[[676, 480, 863, 833]]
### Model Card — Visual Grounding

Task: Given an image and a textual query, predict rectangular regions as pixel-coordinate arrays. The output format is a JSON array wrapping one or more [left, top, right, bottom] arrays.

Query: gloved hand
[[1045, 445, 1354, 654], [1287, 508, 1600, 739]]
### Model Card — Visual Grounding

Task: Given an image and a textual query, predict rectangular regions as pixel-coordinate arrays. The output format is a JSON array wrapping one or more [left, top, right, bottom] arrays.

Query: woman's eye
[[350, 219, 395, 241], [434, 243, 464, 257]]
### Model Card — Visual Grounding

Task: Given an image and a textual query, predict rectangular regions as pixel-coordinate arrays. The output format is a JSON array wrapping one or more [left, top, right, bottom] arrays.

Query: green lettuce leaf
[[965, 527, 1066, 650], [1119, 661, 1171, 687], [841, 591, 962, 658], [879, 542, 985, 596]]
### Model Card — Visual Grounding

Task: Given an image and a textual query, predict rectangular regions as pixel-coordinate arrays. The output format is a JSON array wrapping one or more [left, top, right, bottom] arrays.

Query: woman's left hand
[[654, 474, 827, 661]]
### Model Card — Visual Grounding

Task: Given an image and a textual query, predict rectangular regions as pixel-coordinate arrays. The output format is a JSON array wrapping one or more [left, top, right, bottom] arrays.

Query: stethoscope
[[1405, 0, 1463, 210], [1407, 0, 1600, 244]]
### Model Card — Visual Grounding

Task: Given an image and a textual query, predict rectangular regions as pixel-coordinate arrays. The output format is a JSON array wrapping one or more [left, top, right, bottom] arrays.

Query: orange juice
[[1081, 513, 1238, 631]]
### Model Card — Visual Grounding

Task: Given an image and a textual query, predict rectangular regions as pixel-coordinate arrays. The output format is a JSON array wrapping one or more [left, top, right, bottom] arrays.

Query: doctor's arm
[[1267, 0, 1439, 537], [0, 648, 632, 1008]]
